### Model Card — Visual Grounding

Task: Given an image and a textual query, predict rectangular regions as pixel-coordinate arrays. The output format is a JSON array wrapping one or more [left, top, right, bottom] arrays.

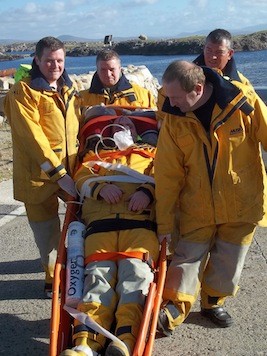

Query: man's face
[[203, 39, 233, 70], [164, 80, 201, 113], [35, 48, 65, 85], [97, 58, 122, 87]]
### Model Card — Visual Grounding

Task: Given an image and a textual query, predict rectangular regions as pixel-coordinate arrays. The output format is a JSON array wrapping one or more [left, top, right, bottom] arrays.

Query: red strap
[[79, 114, 157, 143], [80, 114, 157, 138], [84, 147, 155, 162], [85, 251, 153, 267]]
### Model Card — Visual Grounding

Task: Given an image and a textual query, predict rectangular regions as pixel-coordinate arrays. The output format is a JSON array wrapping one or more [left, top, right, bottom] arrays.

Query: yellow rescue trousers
[[163, 222, 256, 329], [25, 191, 66, 284], [73, 227, 159, 354]]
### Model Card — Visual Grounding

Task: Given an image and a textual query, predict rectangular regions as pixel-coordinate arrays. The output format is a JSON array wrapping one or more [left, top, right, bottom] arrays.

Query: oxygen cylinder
[[65, 221, 86, 307]]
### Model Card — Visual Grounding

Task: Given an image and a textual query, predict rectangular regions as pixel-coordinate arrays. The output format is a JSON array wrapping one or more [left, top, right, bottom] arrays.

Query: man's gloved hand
[[57, 174, 77, 198], [158, 233, 172, 244], [99, 184, 123, 204]]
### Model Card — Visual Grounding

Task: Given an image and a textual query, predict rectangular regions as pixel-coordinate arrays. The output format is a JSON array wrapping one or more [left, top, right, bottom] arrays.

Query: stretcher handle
[[133, 238, 167, 356], [144, 238, 167, 356], [49, 199, 79, 356]]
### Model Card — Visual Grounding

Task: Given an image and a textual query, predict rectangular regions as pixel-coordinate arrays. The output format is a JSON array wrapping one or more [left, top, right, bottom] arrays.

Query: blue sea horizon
[[0, 50, 266, 86]]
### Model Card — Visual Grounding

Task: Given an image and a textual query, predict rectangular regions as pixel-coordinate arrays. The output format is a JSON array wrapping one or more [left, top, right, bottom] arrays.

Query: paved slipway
[[0, 179, 267, 356]]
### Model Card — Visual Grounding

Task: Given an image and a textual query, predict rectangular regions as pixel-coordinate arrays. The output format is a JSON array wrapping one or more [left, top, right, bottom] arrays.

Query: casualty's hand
[[128, 190, 150, 211], [99, 184, 123, 204], [158, 233, 172, 244], [57, 174, 77, 198]]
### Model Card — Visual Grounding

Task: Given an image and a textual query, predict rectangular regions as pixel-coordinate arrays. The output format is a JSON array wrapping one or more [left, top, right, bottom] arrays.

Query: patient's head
[[111, 116, 138, 142], [83, 105, 116, 123]]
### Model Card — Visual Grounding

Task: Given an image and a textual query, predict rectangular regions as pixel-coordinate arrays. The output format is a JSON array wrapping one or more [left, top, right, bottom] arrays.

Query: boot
[[60, 345, 99, 355], [105, 341, 130, 356]]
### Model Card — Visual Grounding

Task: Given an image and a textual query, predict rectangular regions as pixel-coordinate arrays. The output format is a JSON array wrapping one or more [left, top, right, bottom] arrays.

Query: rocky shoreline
[[1, 30, 266, 61]]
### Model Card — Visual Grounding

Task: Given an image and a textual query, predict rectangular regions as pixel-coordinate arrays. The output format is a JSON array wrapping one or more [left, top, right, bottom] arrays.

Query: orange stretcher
[[49, 106, 167, 356]]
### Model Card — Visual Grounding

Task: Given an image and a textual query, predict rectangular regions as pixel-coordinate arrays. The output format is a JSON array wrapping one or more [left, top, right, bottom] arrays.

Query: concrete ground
[[0, 179, 267, 356]]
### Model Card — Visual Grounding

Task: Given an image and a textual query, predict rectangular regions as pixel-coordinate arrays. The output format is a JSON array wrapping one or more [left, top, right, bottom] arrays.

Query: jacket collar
[[29, 59, 73, 91], [162, 66, 242, 116], [89, 72, 132, 94], [193, 53, 241, 82]]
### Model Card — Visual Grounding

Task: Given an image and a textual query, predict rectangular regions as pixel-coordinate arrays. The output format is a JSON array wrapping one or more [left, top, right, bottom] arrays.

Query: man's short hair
[[35, 36, 65, 59], [162, 61, 205, 92], [96, 49, 121, 64], [205, 29, 233, 49]]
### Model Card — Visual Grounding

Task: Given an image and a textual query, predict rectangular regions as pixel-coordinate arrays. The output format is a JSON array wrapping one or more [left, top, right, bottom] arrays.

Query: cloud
[[24, 2, 38, 13], [188, 0, 209, 9], [69, 0, 88, 4], [0, 0, 266, 41], [133, 0, 158, 3], [54, 1, 66, 11], [241, 0, 266, 4]]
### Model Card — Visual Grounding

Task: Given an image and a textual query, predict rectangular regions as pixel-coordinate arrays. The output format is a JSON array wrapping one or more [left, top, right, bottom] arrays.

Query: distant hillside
[[0, 30, 266, 59], [57, 35, 99, 43], [65, 30, 267, 56]]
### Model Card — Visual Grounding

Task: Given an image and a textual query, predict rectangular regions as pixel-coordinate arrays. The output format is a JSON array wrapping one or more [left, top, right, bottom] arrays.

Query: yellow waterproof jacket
[[74, 146, 156, 225], [4, 70, 81, 204], [156, 87, 167, 123], [193, 53, 252, 86], [157, 58, 253, 123], [80, 72, 156, 109], [155, 67, 267, 236]]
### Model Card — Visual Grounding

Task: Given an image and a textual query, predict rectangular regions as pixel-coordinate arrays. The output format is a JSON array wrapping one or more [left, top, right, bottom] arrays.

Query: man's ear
[[34, 55, 40, 65], [195, 83, 203, 96], [228, 49, 234, 60]]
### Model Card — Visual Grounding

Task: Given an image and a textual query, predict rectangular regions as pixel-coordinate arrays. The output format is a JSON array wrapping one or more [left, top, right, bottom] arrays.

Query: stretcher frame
[[49, 106, 167, 356]]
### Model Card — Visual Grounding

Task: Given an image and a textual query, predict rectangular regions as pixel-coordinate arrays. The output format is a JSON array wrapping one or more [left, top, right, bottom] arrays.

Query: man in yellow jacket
[[193, 28, 251, 86], [61, 113, 159, 356], [155, 61, 267, 335], [4, 36, 80, 297], [157, 28, 252, 124], [80, 49, 156, 109]]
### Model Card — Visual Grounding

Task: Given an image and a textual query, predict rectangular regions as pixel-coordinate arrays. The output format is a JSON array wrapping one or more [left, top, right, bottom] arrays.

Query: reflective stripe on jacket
[[155, 67, 267, 235], [4, 74, 81, 204]]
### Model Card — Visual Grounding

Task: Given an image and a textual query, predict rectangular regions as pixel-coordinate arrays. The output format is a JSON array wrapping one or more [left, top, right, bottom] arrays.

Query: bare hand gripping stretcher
[[49, 106, 167, 356]]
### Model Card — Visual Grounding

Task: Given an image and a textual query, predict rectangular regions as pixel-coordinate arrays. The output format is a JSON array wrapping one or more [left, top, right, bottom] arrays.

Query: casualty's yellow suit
[[72, 145, 159, 354]]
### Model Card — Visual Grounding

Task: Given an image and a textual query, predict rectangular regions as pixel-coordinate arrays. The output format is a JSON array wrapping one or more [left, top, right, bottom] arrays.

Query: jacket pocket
[[179, 174, 206, 231], [231, 162, 263, 216]]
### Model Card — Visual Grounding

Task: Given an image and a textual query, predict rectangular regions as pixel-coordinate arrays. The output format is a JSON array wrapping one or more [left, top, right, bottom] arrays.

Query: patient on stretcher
[[61, 106, 159, 356]]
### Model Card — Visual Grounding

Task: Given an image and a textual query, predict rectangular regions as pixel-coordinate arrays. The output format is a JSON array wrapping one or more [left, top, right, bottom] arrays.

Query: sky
[[0, 0, 267, 41]]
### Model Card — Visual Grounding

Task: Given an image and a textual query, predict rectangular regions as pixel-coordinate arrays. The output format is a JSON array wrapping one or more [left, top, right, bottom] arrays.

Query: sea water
[[0, 50, 266, 86]]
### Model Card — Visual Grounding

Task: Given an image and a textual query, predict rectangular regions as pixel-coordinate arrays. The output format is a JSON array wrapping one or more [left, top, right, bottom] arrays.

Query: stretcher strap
[[85, 218, 156, 236], [84, 251, 152, 266], [85, 160, 155, 183], [64, 305, 126, 349], [86, 147, 156, 161]]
